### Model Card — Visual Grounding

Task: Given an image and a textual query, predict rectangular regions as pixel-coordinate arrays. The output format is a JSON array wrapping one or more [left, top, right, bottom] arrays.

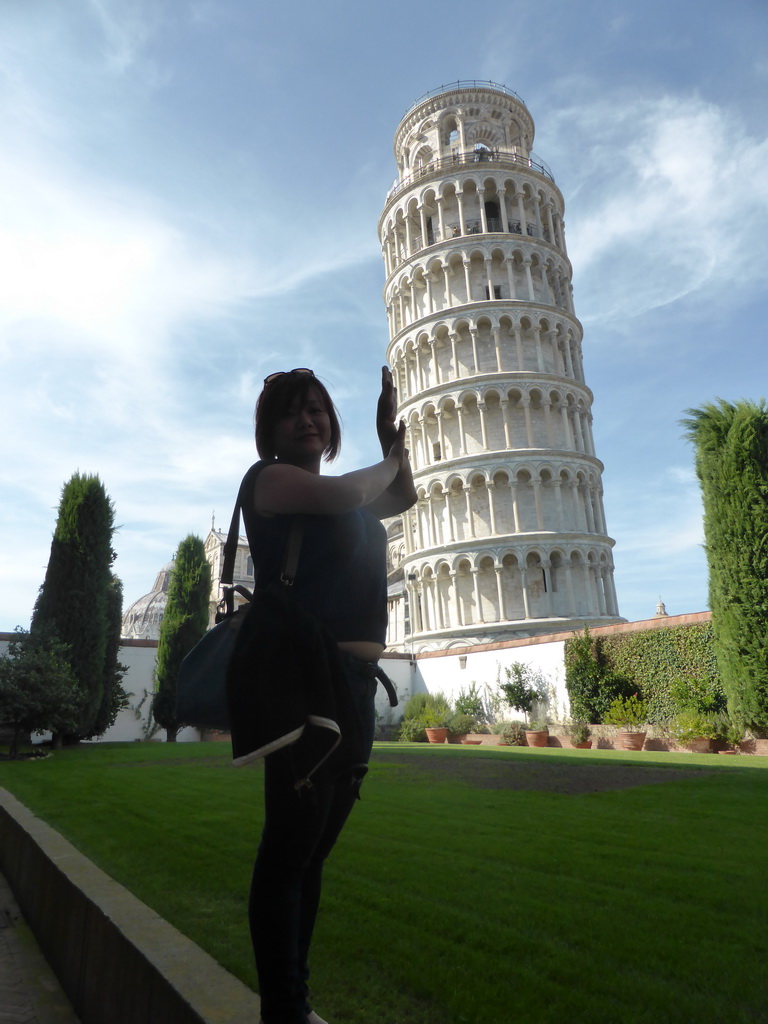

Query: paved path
[[0, 873, 80, 1024]]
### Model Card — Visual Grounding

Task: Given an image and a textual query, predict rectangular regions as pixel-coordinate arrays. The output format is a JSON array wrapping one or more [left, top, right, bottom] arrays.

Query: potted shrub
[[567, 719, 592, 749], [716, 720, 744, 755], [397, 691, 451, 743], [604, 695, 647, 750], [670, 709, 719, 753], [447, 712, 477, 744], [524, 717, 549, 747], [397, 717, 426, 743], [497, 721, 526, 746], [422, 703, 452, 743]]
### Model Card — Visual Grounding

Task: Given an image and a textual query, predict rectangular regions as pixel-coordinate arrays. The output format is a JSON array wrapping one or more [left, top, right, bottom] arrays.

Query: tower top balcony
[[384, 147, 554, 206], [392, 81, 538, 196], [400, 81, 529, 122]]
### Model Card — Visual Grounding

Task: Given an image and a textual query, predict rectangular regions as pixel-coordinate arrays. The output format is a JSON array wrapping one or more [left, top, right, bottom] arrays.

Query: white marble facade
[[379, 82, 622, 651]]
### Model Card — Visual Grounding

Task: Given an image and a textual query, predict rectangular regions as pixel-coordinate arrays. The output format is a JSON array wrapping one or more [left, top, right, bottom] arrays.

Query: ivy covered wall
[[565, 619, 723, 723]]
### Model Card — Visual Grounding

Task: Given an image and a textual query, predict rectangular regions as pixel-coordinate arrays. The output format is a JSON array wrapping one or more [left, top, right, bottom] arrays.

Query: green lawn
[[1, 741, 767, 1024]]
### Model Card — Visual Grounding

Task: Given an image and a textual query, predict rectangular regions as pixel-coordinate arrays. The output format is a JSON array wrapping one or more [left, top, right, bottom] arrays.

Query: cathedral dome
[[121, 561, 174, 640]]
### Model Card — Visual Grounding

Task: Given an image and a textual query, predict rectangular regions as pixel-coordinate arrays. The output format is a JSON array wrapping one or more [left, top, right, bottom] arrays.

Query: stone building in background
[[378, 81, 623, 651]]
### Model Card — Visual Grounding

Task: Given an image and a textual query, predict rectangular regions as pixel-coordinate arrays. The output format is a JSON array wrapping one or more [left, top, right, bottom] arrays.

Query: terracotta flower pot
[[525, 730, 549, 747], [617, 730, 646, 751], [462, 739, 482, 745], [574, 740, 592, 749], [687, 736, 712, 754], [425, 727, 449, 744]]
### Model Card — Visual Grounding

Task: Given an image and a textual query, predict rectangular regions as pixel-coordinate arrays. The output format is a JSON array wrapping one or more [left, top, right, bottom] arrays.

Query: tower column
[[523, 259, 535, 301], [501, 398, 512, 448], [544, 203, 556, 244], [419, 206, 429, 251], [520, 567, 531, 618], [553, 478, 565, 530], [478, 400, 489, 449], [498, 188, 509, 234], [457, 190, 467, 235], [522, 398, 534, 447], [506, 256, 517, 299], [457, 405, 468, 455], [533, 325, 544, 372], [472, 569, 484, 624], [404, 215, 413, 257], [478, 188, 488, 233], [565, 561, 577, 616], [492, 326, 503, 371], [463, 484, 476, 538], [449, 331, 459, 379], [450, 571, 463, 627], [463, 260, 472, 303], [431, 339, 441, 385], [484, 256, 494, 302], [469, 327, 480, 373], [513, 322, 524, 369], [516, 192, 528, 236], [494, 566, 505, 621], [436, 196, 446, 241], [511, 480, 522, 532], [532, 478, 544, 530], [425, 272, 434, 316], [561, 402, 573, 448], [487, 481, 498, 534]]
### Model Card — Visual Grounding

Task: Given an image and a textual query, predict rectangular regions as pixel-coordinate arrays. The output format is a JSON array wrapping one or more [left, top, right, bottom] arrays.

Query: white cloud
[[545, 94, 768, 329], [0, 152, 256, 364], [85, 0, 157, 74]]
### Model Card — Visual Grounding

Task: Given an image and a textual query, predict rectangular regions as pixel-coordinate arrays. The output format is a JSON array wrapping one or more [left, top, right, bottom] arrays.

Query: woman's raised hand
[[376, 365, 399, 455], [387, 419, 408, 469]]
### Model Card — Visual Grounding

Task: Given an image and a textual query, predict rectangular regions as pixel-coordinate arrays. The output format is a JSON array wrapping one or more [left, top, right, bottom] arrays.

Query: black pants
[[249, 654, 377, 1024]]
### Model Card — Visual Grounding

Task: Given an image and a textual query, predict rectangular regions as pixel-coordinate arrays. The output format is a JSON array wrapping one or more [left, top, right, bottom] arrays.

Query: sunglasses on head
[[263, 368, 315, 386]]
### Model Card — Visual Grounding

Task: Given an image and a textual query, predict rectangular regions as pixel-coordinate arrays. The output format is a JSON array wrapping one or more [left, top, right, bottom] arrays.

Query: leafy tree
[[454, 682, 487, 722], [565, 627, 632, 723], [682, 399, 768, 732], [499, 662, 547, 723], [0, 627, 85, 758], [31, 473, 122, 741], [152, 535, 212, 741]]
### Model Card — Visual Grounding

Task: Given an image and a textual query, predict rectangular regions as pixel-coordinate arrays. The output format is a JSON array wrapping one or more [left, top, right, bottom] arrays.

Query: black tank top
[[240, 466, 389, 646]]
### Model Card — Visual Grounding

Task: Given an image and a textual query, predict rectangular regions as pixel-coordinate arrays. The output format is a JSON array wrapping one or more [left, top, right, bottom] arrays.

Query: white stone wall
[[4, 614, 709, 743], [1, 633, 567, 740], [410, 640, 569, 722]]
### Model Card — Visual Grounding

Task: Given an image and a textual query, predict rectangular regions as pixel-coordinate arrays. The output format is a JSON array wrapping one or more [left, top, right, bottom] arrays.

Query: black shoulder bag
[[175, 462, 302, 731]]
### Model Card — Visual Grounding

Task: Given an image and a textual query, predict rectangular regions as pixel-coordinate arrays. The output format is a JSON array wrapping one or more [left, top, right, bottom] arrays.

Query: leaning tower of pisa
[[379, 81, 623, 651]]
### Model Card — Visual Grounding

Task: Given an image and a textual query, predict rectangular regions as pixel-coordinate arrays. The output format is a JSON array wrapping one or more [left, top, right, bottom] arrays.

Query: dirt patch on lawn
[[369, 750, 716, 795]]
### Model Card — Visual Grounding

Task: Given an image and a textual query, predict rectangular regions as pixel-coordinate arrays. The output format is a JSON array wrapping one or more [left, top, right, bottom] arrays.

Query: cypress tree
[[682, 399, 768, 731], [91, 574, 129, 738], [31, 473, 118, 741], [152, 535, 212, 742]]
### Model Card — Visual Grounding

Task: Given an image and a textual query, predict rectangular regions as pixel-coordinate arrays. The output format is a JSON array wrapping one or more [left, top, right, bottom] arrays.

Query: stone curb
[[0, 789, 260, 1024]]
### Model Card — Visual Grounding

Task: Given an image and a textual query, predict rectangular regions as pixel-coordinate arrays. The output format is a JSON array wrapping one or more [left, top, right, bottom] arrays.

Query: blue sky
[[1, 0, 767, 631]]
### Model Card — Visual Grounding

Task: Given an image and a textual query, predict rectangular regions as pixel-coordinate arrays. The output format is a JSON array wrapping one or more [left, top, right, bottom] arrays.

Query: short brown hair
[[254, 371, 341, 462]]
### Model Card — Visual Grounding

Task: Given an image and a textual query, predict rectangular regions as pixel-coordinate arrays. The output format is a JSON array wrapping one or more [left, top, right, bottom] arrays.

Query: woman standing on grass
[[236, 366, 416, 1024]]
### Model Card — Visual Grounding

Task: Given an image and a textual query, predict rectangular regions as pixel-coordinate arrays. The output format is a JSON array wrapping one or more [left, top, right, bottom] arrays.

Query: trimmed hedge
[[565, 621, 723, 723]]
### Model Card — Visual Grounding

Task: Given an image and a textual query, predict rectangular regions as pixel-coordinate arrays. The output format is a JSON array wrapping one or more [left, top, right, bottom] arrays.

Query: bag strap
[[219, 462, 304, 609]]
